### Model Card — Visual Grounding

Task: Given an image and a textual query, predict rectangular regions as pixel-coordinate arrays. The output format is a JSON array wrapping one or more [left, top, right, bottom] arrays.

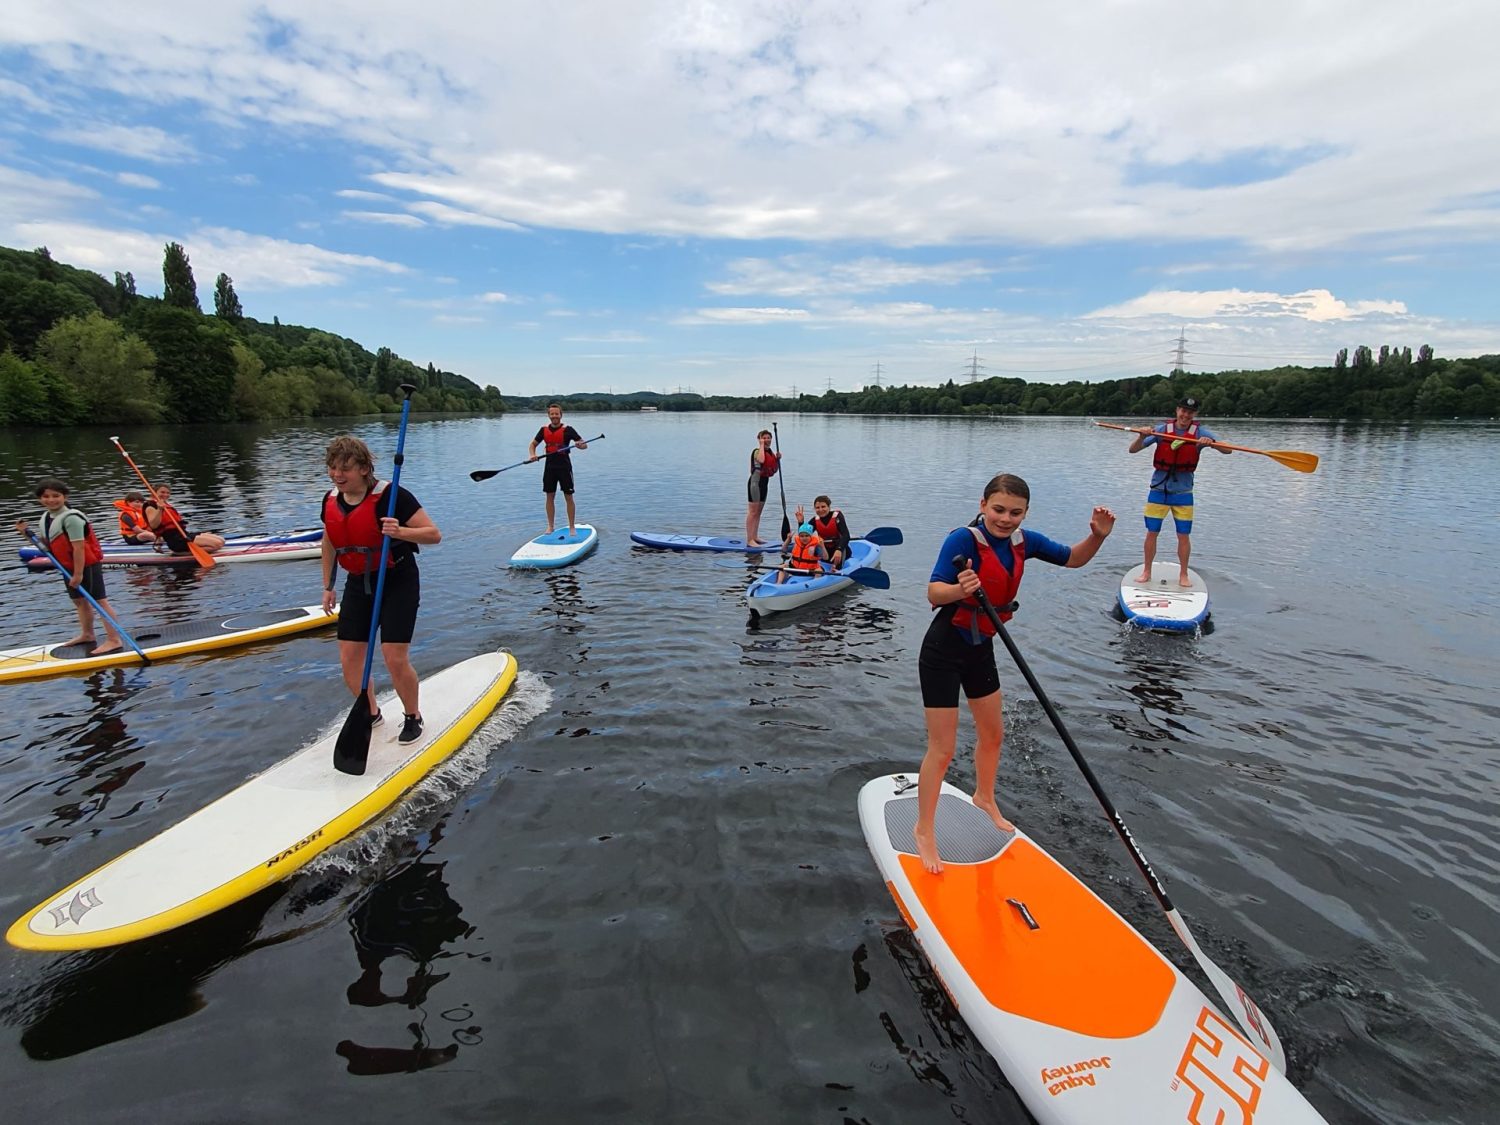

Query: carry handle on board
[[953, 555, 1290, 1073]]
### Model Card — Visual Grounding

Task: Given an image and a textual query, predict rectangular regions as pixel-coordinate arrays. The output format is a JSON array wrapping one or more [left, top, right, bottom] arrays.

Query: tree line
[[0, 244, 504, 426]]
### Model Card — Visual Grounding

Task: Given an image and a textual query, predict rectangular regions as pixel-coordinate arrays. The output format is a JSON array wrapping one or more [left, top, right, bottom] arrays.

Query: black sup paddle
[[333, 384, 416, 776], [772, 421, 790, 541], [470, 434, 604, 482]]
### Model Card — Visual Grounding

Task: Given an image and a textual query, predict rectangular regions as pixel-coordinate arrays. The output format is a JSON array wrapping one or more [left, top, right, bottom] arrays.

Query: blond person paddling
[[320, 436, 441, 746], [913, 474, 1115, 874]]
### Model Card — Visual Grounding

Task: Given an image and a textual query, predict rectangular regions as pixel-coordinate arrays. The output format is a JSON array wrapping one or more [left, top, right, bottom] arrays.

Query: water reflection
[[336, 829, 475, 1076], [1104, 628, 1203, 749]]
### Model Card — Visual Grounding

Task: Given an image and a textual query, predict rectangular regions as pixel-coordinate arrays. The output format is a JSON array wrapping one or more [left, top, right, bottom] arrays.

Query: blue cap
[[798, 522, 814, 534]]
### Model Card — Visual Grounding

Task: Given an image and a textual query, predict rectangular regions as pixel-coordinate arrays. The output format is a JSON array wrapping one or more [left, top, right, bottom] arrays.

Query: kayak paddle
[[957, 557, 1290, 1073], [20, 527, 150, 663], [1093, 421, 1318, 474], [720, 559, 891, 589], [333, 384, 416, 777], [858, 526, 904, 546], [109, 437, 217, 567], [470, 434, 605, 481], [772, 421, 791, 541]]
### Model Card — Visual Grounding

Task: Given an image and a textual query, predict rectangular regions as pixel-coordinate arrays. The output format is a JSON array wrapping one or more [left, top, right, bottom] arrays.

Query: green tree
[[35, 312, 164, 423], [135, 304, 236, 421], [0, 351, 50, 424], [213, 272, 243, 322], [162, 241, 201, 312]]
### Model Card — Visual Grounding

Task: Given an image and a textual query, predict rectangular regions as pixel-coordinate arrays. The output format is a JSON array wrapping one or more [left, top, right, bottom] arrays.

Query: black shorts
[[162, 529, 191, 553], [747, 475, 769, 503], [337, 563, 420, 644], [918, 617, 1000, 708], [542, 458, 574, 495], [65, 563, 107, 601]]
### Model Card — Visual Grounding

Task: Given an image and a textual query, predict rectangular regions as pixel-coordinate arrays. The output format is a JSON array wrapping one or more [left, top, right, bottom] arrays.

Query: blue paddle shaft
[[22, 528, 148, 662], [356, 391, 416, 696]]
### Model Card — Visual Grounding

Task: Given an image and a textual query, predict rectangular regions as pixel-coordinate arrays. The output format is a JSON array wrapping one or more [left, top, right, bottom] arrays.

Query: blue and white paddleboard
[[510, 525, 599, 569], [629, 531, 779, 553], [1117, 566, 1210, 631]]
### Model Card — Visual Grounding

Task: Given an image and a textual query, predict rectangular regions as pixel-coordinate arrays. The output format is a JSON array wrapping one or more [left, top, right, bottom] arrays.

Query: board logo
[[48, 887, 103, 928], [1040, 1056, 1111, 1096], [265, 828, 324, 868], [1172, 1005, 1268, 1124]]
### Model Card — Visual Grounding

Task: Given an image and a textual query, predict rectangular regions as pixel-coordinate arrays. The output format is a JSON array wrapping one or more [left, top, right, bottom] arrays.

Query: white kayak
[[1117, 566, 1210, 631], [745, 538, 883, 614], [7, 651, 518, 950], [860, 774, 1329, 1124], [510, 524, 598, 569]]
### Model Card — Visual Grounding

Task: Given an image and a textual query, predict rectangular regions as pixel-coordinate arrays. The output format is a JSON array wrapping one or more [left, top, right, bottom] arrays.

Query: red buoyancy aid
[[1152, 420, 1202, 474], [787, 533, 824, 573], [811, 509, 842, 542], [145, 498, 187, 534], [948, 525, 1024, 639], [751, 448, 779, 479], [43, 510, 105, 569], [113, 498, 147, 538], [323, 482, 395, 574], [541, 424, 571, 456]]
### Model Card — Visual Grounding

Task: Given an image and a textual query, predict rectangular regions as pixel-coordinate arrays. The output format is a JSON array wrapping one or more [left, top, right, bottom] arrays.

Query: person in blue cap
[[774, 521, 827, 583], [1126, 395, 1230, 586]]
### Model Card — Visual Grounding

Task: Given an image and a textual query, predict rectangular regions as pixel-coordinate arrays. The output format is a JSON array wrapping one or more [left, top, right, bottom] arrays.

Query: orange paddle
[[109, 437, 216, 568], [1093, 421, 1318, 473]]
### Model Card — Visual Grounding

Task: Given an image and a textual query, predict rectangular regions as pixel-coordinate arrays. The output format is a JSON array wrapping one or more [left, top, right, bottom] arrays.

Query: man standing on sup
[[527, 403, 588, 534], [320, 436, 441, 745], [1127, 396, 1230, 587]]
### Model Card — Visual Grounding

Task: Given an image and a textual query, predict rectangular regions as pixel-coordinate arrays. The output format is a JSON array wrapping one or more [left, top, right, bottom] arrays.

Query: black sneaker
[[398, 713, 424, 744], [370, 711, 384, 729]]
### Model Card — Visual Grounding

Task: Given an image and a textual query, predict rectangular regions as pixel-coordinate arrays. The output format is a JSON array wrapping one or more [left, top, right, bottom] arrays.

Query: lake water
[[1, 411, 1496, 1124]]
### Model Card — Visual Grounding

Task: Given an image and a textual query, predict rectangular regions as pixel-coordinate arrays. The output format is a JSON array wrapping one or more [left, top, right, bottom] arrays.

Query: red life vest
[[1152, 420, 1202, 474], [751, 448, 779, 479], [145, 498, 187, 534], [811, 509, 842, 542], [541, 424, 570, 456], [948, 525, 1024, 639], [113, 498, 148, 538], [43, 509, 105, 569], [323, 482, 395, 574], [788, 533, 824, 573]]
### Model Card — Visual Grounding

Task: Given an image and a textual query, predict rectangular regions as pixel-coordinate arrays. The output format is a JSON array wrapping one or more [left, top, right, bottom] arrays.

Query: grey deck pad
[[884, 793, 1015, 863], [44, 608, 319, 662]]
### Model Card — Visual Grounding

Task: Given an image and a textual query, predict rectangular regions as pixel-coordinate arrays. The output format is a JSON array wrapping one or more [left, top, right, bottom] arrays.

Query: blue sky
[[3, 1, 1498, 397]]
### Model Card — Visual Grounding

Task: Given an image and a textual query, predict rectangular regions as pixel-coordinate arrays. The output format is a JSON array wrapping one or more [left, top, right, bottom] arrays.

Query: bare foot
[[89, 642, 123, 656], [972, 796, 1016, 835], [62, 635, 96, 648], [1178, 572, 1192, 588], [1135, 569, 1152, 583], [914, 824, 944, 874], [747, 539, 765, 547]]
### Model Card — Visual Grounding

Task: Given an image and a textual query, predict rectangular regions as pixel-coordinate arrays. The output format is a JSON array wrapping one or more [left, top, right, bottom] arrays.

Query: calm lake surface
[[0, 412, 1496, 1124]]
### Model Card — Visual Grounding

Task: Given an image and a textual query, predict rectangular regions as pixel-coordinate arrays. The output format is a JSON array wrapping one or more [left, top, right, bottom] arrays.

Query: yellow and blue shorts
[[1144, 489, 1193, 534]]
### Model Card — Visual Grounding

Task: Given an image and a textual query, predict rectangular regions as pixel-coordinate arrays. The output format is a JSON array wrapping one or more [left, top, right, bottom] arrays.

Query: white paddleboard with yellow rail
[[8, 651, 518, 951], [860, 774, 1329, 1124]]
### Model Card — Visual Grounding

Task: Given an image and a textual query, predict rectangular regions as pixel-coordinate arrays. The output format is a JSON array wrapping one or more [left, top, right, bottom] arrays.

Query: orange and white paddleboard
[[859, 774, 1329, 1124]]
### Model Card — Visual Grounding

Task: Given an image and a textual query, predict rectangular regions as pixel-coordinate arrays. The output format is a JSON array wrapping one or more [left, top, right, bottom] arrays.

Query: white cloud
[[1087, 288, 1407, 323], [687, 307, 813, 324], [479, 291, 511, 303], [342, 209, 425, 228], [707, 255, 998, 297], [116, 171, 162, 189], [49, 123, 196, 163]]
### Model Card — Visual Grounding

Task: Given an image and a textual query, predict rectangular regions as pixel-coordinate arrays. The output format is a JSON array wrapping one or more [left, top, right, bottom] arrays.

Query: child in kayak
[[774, 522, 827, 583], [796, 497, 852, 568], [914, 473, 1115, 873], [15, 477, 127, 656]]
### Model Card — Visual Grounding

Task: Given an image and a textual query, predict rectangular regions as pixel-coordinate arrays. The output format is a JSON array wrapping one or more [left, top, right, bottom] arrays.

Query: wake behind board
[[8, 651, 519, 951], [630, 531, 779, 553], [860, 776, 1327, 1124], [0, 604, 337, 685], [510, 524, 598, 569], [1117, 566, 1210, 632]]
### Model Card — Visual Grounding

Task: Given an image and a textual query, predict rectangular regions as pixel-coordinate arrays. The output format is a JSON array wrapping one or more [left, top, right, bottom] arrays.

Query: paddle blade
[[848, 566, 891, 589], [186, 537, 216, 568], [860, 526, 904, 546], [469, 469, 500, 482], [332, 697, 374, 775], [1269, 449, 1319, 473]]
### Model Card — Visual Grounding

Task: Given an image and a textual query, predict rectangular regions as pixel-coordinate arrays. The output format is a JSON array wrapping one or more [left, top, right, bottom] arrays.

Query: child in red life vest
[[913, 473, 1115, 874], [744, 429, 779, 547], [320, 435, 442, 746], [14, 477, 127, 656], [775, 522, 827, 583]]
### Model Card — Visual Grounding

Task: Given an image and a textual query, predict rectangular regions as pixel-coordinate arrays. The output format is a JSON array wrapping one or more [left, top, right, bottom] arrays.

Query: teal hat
[[798, 522, 814, 534]]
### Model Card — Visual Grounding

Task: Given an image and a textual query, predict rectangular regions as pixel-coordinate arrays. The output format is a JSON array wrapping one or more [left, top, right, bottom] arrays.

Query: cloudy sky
[[3, 1, 1497, 396]]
